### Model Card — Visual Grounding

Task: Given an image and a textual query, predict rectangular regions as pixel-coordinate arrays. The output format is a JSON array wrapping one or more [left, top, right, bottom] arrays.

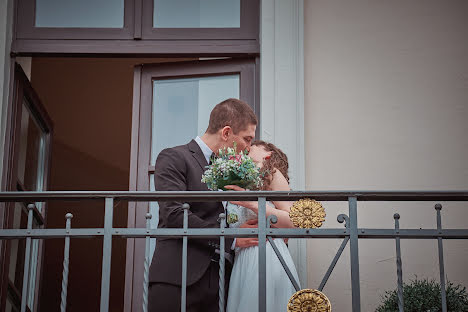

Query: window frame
[[13, 0, 260, 55], [0, 63, 53, 312], [141, 0, 259, 40], [15, 0, 135, 40], [125, 57, 259, 311]]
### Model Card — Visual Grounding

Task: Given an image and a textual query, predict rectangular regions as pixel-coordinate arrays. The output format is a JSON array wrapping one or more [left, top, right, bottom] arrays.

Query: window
[[14, 0, 259, 54], [126, 58, 258, 310]]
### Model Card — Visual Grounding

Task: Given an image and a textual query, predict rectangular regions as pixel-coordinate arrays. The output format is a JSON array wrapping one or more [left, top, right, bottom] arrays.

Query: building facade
[[0, 1, 467, 311]]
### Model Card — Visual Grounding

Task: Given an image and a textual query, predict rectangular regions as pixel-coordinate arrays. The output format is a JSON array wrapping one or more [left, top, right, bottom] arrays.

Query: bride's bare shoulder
[[268, 169, 293, 212], [269, 168, 290, 191]]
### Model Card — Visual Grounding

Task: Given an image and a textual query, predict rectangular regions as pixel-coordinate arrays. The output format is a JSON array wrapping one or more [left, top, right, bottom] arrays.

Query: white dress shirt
[[195, 136, 213, 164]]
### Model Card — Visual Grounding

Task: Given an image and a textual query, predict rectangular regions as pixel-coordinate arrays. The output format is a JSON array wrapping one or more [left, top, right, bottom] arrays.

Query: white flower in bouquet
[[201, 143, 263, 191]]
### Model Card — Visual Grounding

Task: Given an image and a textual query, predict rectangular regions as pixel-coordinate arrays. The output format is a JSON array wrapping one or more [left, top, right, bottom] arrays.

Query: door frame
[[1, 1, 307, 309], [0, 63, 53, 311], [124, 57, 258, 311]]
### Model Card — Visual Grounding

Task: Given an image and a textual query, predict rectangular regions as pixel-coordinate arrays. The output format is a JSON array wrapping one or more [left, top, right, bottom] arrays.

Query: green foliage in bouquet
[[201, 143, 263, 191], [376, 278, 468, 312]]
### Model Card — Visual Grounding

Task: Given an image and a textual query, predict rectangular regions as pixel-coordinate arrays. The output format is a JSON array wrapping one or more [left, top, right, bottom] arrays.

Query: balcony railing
[[0, 191, 467, 312]]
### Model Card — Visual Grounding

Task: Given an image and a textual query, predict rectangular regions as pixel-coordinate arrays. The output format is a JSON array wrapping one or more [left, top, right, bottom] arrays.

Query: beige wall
[[304, 1, 468, 311]]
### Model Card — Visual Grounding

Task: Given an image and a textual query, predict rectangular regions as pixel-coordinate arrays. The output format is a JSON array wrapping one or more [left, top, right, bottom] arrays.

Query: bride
[[225, 140, 300, 312]]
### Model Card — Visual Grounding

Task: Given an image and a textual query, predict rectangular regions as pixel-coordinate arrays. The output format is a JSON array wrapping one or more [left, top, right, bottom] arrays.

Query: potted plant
[[376, 278, 468, 312]]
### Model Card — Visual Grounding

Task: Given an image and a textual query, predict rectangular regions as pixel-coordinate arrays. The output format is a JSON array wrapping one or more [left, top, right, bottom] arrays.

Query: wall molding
[[260, 0, 306, 287]]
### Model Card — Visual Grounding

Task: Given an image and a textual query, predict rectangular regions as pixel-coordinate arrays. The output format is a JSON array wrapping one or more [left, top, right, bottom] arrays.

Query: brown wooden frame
[[16, 0, 135, 40], [0, 63, 53, 312], [141, 0, 259, 40], [12, 0, 260, 56], [12, 39, 260, 56], [8, 3, 260, 311], [124, 58, 258, 311]]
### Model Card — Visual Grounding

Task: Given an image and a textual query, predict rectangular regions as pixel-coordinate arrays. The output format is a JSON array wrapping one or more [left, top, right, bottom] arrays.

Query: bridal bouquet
[[201, 144, 263, 191]]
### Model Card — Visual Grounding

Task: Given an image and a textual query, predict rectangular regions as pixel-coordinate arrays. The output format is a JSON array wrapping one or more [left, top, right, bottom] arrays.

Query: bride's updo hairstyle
[[251, 140, 289, 190]]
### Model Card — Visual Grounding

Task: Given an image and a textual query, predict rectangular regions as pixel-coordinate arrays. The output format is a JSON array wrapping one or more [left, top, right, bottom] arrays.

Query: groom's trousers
[[148, 260, 231, 312]]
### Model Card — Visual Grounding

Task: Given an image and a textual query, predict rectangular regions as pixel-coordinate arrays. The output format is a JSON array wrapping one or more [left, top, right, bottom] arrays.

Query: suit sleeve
[[154, 148, 218, 229]]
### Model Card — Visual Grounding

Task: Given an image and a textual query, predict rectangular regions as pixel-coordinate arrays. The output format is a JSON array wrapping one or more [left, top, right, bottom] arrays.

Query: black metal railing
[[0, 191, 467, 312]]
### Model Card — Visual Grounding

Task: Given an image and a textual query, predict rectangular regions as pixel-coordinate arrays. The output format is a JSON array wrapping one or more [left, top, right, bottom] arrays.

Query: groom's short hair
[[206, 98, 257, 134]]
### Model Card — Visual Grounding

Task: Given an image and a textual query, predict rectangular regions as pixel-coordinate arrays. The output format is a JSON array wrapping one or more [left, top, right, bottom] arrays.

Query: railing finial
[[267, 215, 278, 227], [337, 214, 349, 228]]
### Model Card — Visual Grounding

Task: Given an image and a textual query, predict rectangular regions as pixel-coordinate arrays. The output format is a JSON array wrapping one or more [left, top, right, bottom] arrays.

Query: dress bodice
[[225, 202, 257, 228]]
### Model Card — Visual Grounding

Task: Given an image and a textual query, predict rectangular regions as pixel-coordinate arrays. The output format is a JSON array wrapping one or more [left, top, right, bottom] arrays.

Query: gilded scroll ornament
[[287, 289, 331, 312], [289, 198, 326, 228]]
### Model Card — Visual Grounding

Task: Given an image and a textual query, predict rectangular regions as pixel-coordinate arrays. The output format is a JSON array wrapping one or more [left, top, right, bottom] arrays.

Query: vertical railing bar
[[348, 196, 361, 312], [142, 213, 152, 312], [181, 203, 189, 312], [60, 213, 73, 312], [20, 204, 35, 312], [435, 204, 447, 312], [318, 237, 349, 291], [218, 213, 226, 312], [266, 237, 300, 292], [394, 213, 404, 312], [100, 198, 114, 312], [258, 197, 267, 312]]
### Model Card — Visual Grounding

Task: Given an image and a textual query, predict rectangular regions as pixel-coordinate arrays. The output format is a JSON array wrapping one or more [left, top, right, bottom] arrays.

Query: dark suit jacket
[[149, 139, 234, 286]]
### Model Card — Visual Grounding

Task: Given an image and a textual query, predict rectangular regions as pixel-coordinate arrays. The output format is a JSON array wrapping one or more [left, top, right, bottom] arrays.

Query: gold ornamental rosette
[[287, 289, 331, 312], [289, 198, 326, 229], [287, 199, 331, 311]]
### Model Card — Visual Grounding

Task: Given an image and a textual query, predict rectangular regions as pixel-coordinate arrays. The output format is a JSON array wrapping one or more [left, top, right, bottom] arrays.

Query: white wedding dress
[[226, 202, 300, 312]]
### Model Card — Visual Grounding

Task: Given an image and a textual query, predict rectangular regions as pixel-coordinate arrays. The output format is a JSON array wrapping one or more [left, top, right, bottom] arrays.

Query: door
[[125, 58, 258, 311], [0, 64, 53, 312]]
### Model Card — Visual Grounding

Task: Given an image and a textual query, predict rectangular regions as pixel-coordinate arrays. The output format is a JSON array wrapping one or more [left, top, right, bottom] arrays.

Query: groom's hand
[[235, 219, 259, 248]]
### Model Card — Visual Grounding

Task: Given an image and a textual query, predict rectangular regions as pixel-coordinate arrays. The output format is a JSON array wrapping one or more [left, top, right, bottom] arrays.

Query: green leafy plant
[[376, 278, 468, 312]]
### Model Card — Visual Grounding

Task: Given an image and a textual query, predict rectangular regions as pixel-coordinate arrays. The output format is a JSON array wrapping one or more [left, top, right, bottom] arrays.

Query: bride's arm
[[266, 169, 294, 228], [268, 169, 294, 214], [225, 170, 295, 228]]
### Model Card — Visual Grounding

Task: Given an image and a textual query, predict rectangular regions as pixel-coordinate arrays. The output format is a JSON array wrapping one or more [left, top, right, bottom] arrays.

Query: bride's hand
[[224, 185, 245, 192], [235, 219, 259, 248], [224, 185, 258, 212]]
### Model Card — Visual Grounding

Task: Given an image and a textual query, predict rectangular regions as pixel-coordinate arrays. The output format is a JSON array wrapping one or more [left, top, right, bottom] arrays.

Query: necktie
[[209, 153, 215, 165]]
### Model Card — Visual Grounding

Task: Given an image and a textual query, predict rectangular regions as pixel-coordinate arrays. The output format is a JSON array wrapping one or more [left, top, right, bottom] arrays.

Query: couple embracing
[[148, 98, 300, 312]]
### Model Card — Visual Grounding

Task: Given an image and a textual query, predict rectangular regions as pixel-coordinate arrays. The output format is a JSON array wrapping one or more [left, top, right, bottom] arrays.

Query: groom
[[148, 98, 259, 312]]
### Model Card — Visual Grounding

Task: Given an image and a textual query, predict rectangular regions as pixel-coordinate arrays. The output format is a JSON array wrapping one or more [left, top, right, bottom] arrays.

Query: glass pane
[[151, 74, 239, 165], [8, 203, 28, 291], [17, 98, 46, 195], [27, 240, 40, 308], [149, 174, 159, 258], [35, 0, 124, 28], [7, 203, 41, 310], [154, 0, 240, 28], [5, 298, 15, 312]]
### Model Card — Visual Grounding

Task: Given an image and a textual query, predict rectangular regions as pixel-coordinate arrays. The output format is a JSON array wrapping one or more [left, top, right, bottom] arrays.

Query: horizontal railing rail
[[0, 190, 467, 201], [2, 228, 468, 240], [0, 191, 467, 312]]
